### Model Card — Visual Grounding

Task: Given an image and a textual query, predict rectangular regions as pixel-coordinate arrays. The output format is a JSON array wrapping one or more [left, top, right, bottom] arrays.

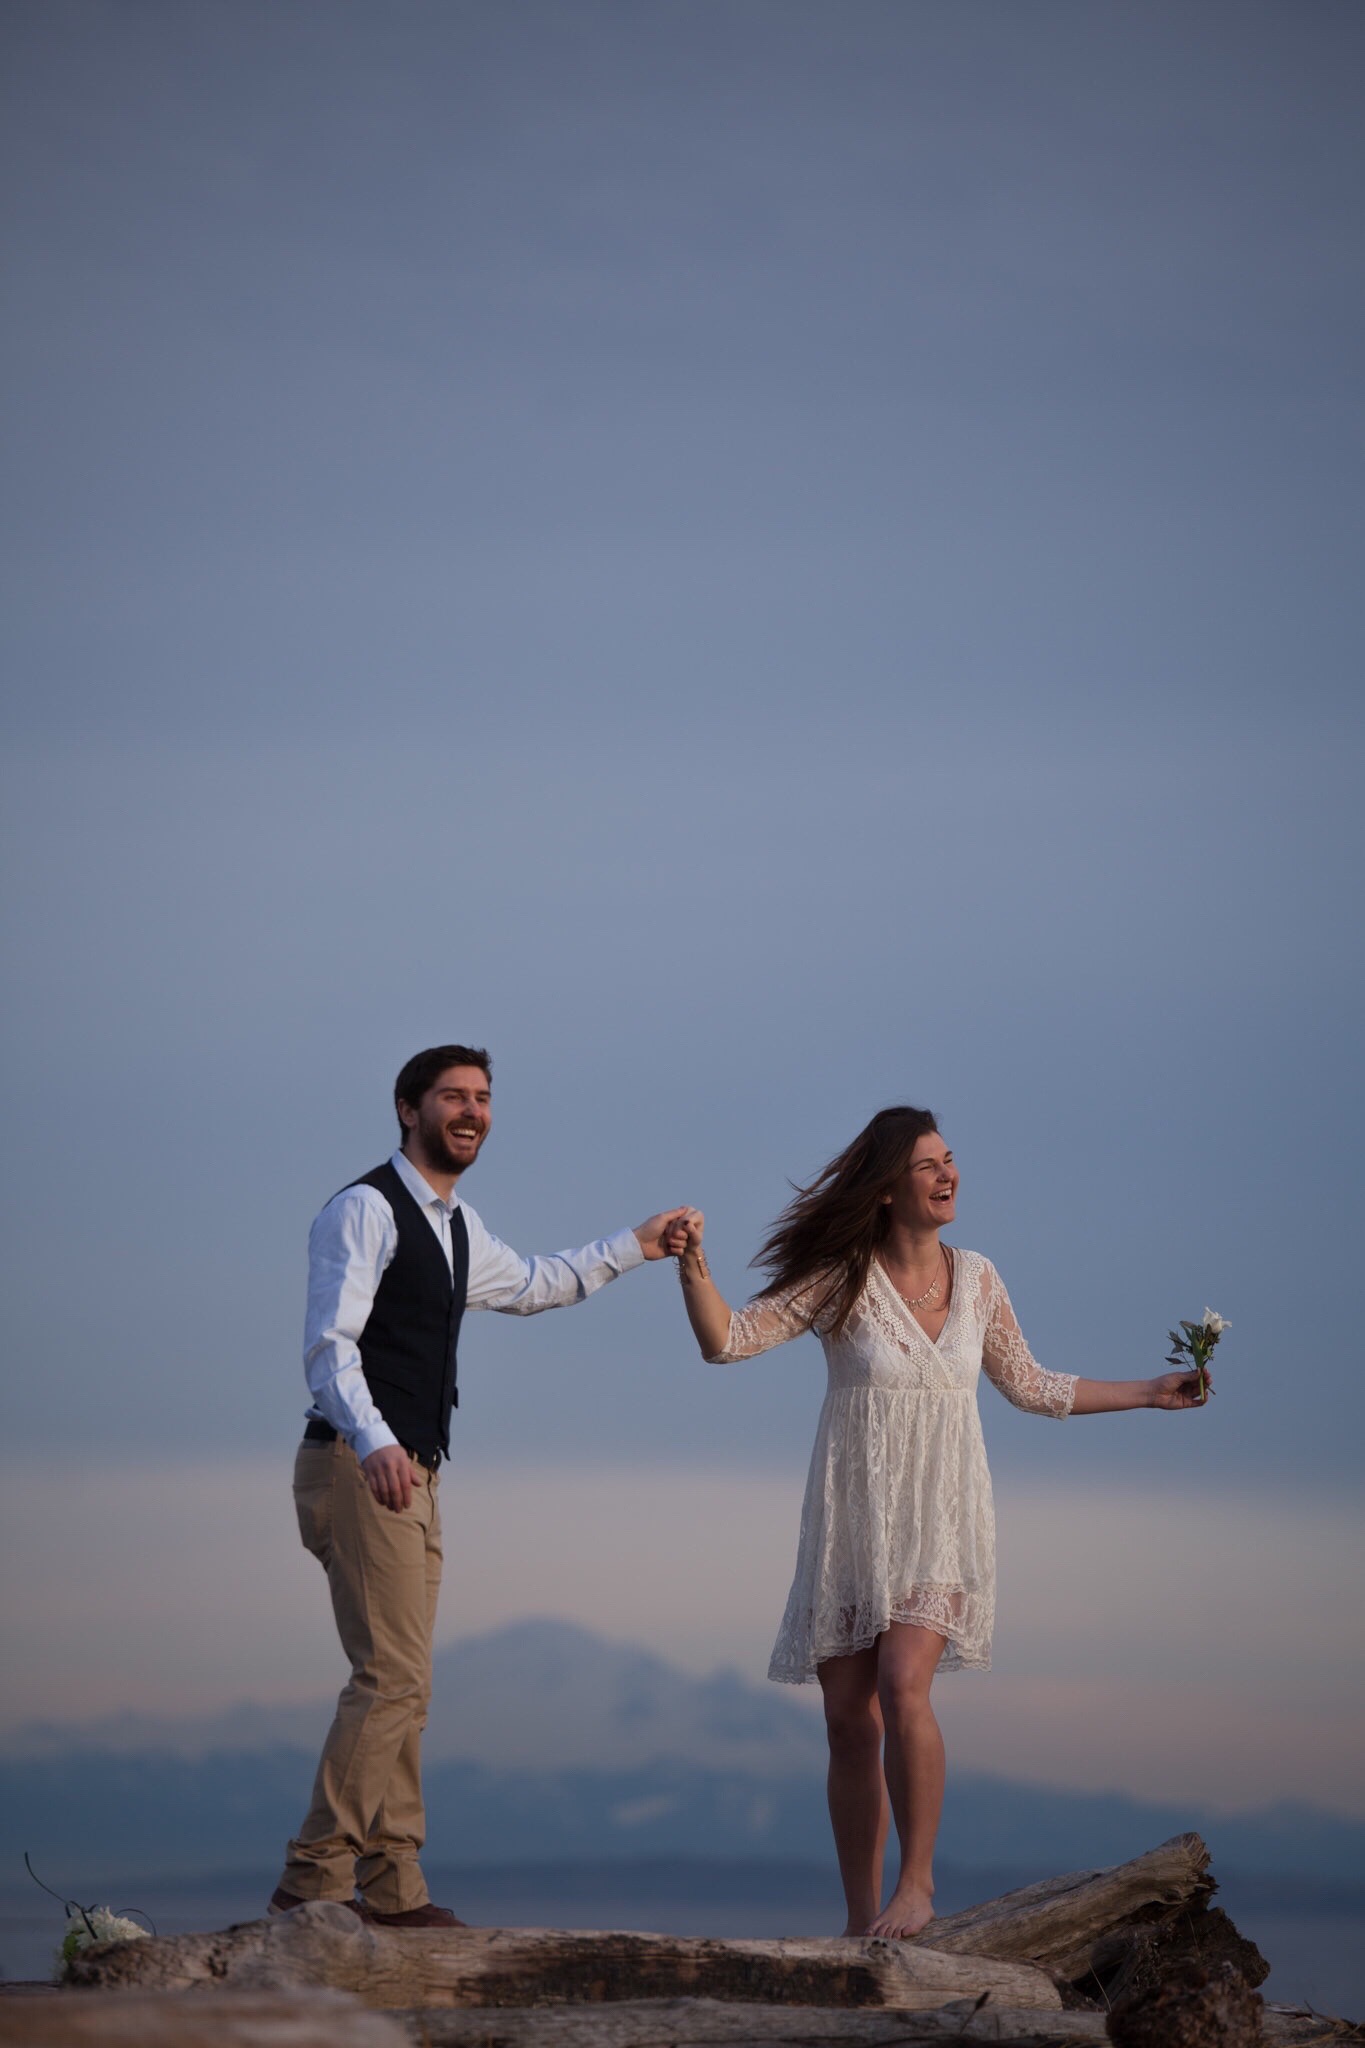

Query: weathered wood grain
[[392, 1994, 1361, 2048], [3, 1992, 1356, 2048], [66, 1909, 1062, 2013], [398, 1992, 1112, 2044], [0, 1986, 409, 2047], [920, 1833, 1215, 1977], [917, 1831, 1267, 2003]]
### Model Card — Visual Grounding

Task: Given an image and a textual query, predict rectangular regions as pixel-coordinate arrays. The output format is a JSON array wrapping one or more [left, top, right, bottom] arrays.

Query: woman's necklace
[[891, 1246, 945, 1310]]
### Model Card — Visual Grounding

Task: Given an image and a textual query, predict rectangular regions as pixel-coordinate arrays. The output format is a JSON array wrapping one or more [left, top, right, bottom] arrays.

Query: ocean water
[[2, 1862, 1360, 2018]]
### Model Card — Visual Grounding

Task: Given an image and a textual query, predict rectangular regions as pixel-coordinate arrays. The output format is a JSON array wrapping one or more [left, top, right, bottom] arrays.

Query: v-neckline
[[874, 1248, 958, 1355]]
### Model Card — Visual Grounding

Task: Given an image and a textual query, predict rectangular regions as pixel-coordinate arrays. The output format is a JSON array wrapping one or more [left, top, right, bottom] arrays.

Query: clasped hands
[[633, 1206, 703, 1259]]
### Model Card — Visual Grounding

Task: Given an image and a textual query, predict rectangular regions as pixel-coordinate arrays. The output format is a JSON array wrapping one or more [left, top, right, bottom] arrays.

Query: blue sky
[[2, 1, 1361, 1809]]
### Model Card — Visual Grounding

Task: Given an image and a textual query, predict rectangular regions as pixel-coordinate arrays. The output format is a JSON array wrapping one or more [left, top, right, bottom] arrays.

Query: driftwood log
[[64, 1907, 1062, 2013], [0, 1987, 408, 2047], [921, 1832, 1268, 2006], [392, 2003, 1361, 2048], [63, 1837, 1225, 2013], [4, 1992, 1359, 2048], [0, 1988, 1098, 2047], [51, 1836, 1353, 2048]]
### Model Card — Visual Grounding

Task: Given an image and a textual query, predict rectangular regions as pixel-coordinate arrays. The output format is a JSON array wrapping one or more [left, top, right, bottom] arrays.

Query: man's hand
[[633, 1207, 695, 1261], [362, 1443, 415, 1513]]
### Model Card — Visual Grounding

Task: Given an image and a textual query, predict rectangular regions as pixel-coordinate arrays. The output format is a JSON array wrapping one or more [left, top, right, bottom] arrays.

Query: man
[[272, 1043, 689, 1926]]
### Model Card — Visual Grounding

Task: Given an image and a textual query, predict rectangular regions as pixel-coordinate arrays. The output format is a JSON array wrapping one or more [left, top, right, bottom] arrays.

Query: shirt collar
[[390, 1148, 460, 1216]]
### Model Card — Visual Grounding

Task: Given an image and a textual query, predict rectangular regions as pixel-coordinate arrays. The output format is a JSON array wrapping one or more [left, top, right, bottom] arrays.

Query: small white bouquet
[[54, 1904, 150, 1982], [27, 1857, 153, 1984], [1165, 1307, 1230, 1407]]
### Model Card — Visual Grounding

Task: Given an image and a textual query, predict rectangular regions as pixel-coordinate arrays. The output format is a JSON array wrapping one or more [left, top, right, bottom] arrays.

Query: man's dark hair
[[394, 1044, 493, 1136]]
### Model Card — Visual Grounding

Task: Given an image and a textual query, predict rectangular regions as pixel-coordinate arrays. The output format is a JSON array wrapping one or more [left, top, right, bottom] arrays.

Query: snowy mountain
[[423, 1620, 826, 1772]]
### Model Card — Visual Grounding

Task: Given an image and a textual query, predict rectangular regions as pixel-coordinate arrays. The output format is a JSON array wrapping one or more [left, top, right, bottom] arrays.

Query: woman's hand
[[1149, 1369, 1212, 1410], [677, 1208, 711, 1279], [662, 1208, 696, 1257]]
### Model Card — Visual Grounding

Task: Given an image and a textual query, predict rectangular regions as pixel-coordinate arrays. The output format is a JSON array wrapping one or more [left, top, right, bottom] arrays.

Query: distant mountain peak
[[424, 1615, 825, 1775]]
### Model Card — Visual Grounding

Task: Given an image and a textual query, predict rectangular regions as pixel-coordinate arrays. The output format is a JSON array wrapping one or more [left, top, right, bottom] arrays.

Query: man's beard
[[420, 1117, 484, 1174]]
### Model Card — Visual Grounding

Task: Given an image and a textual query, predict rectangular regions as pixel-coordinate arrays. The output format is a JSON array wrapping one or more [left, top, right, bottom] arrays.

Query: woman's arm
[[677, 1212, 824, 1362], [981, 1266, 1209, 1417], [677, 1214, 736, 1361], [1071, 1370, 1209, 1414]]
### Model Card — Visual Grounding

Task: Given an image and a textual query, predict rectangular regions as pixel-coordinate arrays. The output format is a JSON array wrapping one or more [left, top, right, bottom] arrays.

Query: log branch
[[918, 1833, 1267, 2003]]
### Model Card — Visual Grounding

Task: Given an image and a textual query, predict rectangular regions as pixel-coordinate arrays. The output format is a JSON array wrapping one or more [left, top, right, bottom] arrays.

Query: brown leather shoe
[[358, 1899, 467, 1928], [269, 1886, 361, 1916]]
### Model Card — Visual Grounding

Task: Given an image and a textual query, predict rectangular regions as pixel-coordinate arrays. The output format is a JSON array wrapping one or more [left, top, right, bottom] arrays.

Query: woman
[[675, 1106, 1208, 1941]]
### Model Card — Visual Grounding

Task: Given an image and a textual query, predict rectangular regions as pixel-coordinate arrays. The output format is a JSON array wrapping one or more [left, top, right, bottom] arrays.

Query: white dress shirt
[[304, 1148, 645, 1462]]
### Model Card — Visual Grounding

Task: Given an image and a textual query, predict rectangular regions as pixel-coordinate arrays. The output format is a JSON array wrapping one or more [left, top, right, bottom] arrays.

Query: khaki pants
[[279, 1437, 442, 1911]]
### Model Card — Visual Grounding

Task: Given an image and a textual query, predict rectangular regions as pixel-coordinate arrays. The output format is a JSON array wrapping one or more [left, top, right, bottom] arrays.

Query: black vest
[[349, 1161, 469, 1464]]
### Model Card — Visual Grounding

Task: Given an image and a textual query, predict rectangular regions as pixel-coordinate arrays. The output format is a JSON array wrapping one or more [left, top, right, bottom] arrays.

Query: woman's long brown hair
[[753, 1106, 940, 1336]]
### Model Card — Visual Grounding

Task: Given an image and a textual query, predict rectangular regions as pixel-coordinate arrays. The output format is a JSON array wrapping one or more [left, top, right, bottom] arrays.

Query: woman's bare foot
[[865, 1881, 935, 1939]]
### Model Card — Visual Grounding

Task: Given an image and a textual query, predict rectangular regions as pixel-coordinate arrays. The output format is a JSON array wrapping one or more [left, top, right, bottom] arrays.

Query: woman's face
[[885, 1132, 959, 1231]]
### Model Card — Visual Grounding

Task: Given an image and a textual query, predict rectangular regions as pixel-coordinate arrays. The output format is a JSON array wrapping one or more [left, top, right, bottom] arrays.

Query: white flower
[[1201, 1308, 1230, 1335], [53, 1907, 149, 1982]]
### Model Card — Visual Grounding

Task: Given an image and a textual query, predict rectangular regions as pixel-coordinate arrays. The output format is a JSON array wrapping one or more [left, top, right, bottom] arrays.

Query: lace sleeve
[[980, 1265, 1077, 1418], [712, 1274, 831, 1362]]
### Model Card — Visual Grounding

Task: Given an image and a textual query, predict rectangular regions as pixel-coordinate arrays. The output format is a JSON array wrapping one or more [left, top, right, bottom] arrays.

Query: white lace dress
[[715, 1249, 1077, 1682]]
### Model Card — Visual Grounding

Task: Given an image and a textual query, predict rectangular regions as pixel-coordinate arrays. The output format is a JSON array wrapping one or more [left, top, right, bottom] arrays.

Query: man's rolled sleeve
[[465, 1207, 645, 1313], [303, 1187, 401, 1458]]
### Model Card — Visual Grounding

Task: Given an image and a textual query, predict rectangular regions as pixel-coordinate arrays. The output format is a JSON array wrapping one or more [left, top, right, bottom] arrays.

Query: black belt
[[303, 1418, 439, 1471]]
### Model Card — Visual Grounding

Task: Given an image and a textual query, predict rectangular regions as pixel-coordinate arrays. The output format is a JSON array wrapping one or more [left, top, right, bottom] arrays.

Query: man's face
[[401, 1065, 492, 1177]]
